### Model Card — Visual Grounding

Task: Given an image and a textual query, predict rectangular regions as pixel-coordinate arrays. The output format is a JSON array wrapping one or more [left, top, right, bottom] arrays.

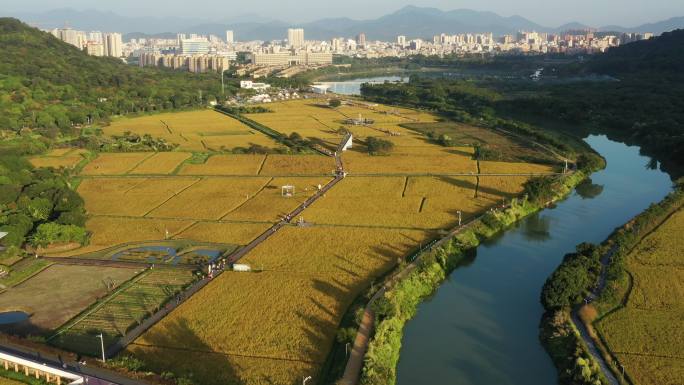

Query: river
[[394, 135, 673, 385], [317, 76, 407, 95]]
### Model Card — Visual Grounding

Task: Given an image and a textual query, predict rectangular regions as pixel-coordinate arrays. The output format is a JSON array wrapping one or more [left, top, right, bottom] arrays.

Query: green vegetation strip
[[359, 168, 593, 385]]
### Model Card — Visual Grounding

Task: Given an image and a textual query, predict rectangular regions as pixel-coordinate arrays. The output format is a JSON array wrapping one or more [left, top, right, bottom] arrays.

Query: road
[[570, 244, 620, 385], [0, 341, 148, 385]]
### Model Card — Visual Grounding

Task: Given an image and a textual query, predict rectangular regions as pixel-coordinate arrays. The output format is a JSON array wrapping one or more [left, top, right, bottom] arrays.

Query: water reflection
[[574, 178, 605, 200], [521, 213, 552, 242]]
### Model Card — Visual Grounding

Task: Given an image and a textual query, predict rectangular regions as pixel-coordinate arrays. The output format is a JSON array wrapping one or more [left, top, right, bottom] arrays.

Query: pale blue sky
[[3, 0, 683, 27]]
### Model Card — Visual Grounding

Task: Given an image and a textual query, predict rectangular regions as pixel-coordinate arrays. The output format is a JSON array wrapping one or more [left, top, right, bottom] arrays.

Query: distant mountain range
[[5, 6, 683, 42]]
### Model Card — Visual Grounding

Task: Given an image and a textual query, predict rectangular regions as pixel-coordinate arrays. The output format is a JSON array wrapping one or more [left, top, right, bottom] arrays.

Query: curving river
[[395, 135, 673, 385]]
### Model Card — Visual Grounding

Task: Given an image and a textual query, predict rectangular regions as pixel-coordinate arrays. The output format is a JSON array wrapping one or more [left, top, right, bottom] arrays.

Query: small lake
[[317, 76, 408, 95], [0, 311, 29, 325], [395, 135, 673, 385]]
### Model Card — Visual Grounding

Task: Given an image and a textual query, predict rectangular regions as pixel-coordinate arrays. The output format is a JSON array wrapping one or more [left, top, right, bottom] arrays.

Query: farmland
[[34, 98, 560, 384], [28, 148, 89, 170], [52, 267, 196, 355], [0, 264, 138, 330], [104, 110, 279, 151], [129, 227, 432, 385], [595, 209, 684, 385]]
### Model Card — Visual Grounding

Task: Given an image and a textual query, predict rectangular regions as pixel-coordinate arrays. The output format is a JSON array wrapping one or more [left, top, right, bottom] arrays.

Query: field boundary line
[[401, 176, 409, 197], [170, 221, 199, 239], [142, 177, 203, 217], [124, 152, 156, 175], [49, 269, 151, 340], [90, 213, 274, 225], [222, 177, 274, 218], [256, 154, 268, 175]]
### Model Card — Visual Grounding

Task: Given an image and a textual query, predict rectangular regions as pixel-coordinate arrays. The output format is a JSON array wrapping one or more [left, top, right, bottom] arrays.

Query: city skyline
[[3, 1, 684, 29]]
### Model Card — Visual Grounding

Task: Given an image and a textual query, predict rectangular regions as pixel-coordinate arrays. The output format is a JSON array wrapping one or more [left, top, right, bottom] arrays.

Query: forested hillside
[[0, 18, 224, 136]]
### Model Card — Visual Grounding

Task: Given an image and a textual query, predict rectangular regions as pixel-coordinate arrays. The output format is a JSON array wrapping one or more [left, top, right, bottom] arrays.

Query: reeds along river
[[395, 135, 673, 385]]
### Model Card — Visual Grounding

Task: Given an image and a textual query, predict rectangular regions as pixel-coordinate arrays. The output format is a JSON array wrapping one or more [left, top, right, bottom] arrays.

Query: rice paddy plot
[[223, 176, 332, 222], [129, 152, 191, 175], [303, 176, 485, 229], [343, 151, 477, 175], [58, 217, 196, 257], [148, 177, 272, 220], [595, 209, 684, 385], [52, 268, 196, 356], [80, 153, 154, 175], [28, 148, 89, 169], [177, 154, 266, 176], [104, 110, 279, 151], [173, 222, 271, 245], [259, 154, 336, 176], [78, 177, 199, 217]]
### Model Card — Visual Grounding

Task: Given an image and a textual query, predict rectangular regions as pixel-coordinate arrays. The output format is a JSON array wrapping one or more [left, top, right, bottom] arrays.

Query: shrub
[[31, 222, 87, 247]]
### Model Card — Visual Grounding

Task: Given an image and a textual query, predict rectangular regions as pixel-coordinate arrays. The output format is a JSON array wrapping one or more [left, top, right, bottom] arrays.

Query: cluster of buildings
[[49, 28, 123, 58], [47, 25, 655, 76]]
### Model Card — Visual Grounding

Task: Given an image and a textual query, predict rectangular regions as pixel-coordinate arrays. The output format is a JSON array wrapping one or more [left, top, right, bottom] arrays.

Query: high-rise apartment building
[[356, 33, 366, 48], [225, 30, 234, 44], [104, 33, 123, 57], [397, 35, 406, 47], [287, 28, 305, 48]]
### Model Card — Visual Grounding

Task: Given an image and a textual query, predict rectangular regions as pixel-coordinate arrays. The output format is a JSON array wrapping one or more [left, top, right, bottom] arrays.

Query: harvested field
[[105, 110, 278, 151], [148, 177, 272, 220], [53, 268, 196, 355], [78, 177, 199, 217], [595, 209, 684, 385], [81, 153, 153, 175], [0, 264, 137, 330], [178, 154, 266, 176], [129, 152, 191, 174]]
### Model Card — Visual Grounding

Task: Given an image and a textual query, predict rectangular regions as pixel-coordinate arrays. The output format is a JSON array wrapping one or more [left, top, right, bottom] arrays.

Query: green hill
[[0, 17, 223, 135], [587, 29, 684, 76]]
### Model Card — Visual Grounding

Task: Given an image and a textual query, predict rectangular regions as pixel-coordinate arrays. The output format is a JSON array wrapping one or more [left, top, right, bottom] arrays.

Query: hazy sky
[[4, 0, 683, 27]]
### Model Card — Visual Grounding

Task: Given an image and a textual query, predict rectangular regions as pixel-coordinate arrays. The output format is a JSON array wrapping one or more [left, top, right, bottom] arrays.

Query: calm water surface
[[317, 76, 407, 95], [395, 135, 673, 385]]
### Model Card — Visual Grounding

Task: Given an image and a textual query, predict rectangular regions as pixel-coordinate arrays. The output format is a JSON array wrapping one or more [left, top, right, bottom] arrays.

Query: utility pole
[[457, 210, 462, 226], [97, 333, 106, 362]]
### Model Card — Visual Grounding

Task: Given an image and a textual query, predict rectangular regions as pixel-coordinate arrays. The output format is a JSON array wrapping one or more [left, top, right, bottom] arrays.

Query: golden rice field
[[223, 176, 332, 222], [78, 177, 199, 217], [28, 148, 89, 169], [173, 222, 270, 245], [148, 177, 272, 220], [81, 153, 154, 175], [58, 217, 196, 256], [478, 160, 556, 174], [343, 151, 477, 175], [259, 154, 335, 176], [130, 227, 431, 385], [105, 110, 279, 151], [177, 154, 266, 176], [596, 209, 684, 385], [129, 152, 191, 174], [59, 100, 558, 385]]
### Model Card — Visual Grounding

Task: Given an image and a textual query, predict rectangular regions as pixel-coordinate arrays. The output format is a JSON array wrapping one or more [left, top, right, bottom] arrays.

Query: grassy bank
[[540, 182, 683, 385], [359, 168, 591, 385]]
